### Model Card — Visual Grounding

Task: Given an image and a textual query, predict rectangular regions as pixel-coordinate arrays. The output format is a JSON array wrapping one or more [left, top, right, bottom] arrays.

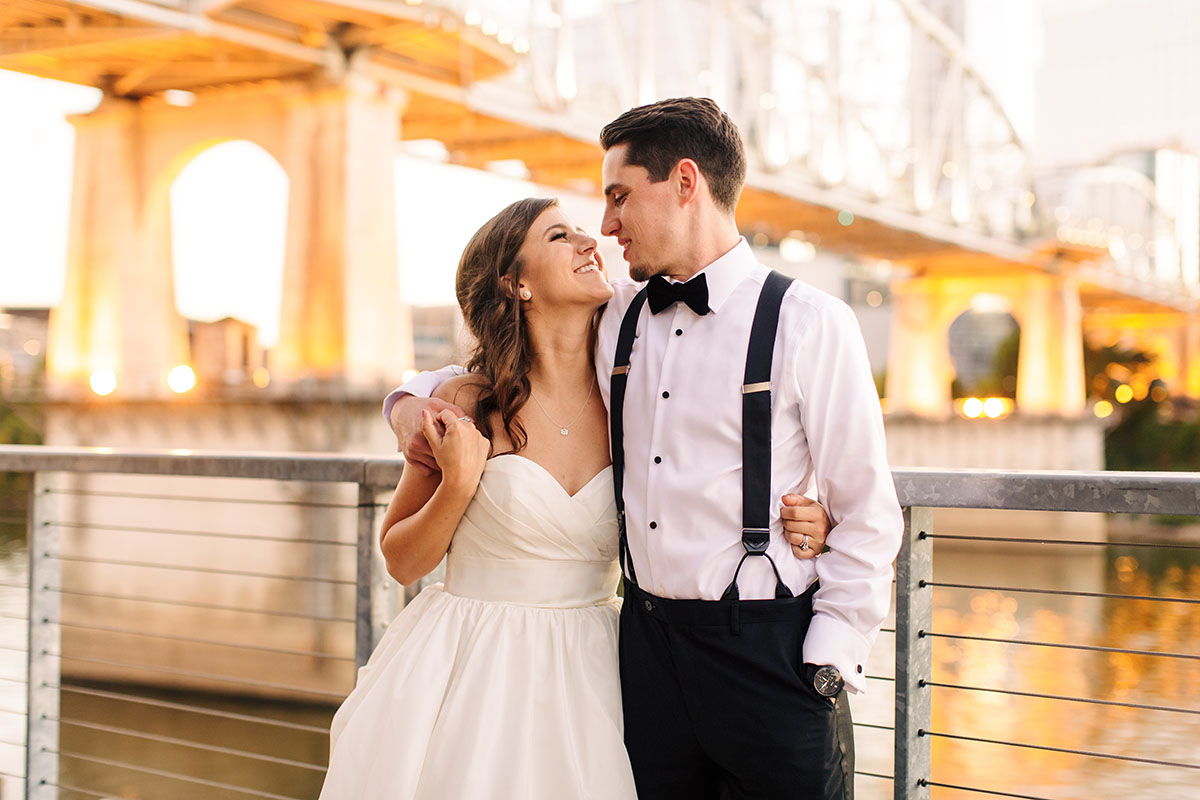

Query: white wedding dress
[[319, 454, 637, 799]]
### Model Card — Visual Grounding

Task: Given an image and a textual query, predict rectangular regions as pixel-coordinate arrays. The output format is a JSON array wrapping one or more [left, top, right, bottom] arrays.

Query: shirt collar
[[682, 237, 755, 315]]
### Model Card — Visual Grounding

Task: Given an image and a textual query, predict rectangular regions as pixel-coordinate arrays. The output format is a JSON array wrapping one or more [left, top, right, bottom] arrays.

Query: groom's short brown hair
[[599, 97, 746, 215]]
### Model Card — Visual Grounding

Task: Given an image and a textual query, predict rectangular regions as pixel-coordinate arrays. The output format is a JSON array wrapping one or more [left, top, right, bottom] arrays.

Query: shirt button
[[662, 391, 670, 399], [649, 521, 657, 529], [654, 456, 662, 464], [675, 328, 683, 336], [643, 600, 654, 612]]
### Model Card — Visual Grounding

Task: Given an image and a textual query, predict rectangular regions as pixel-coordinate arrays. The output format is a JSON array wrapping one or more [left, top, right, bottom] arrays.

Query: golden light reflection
[[167, 364, 196, 393], [1130, 373, 1150, 401], [89, 368, 117, 396], [929, 547, 1200, 795], [1093, 400, 1114, 418], [956, 397, 1013, 419], [1114, 384, 1134, 404]]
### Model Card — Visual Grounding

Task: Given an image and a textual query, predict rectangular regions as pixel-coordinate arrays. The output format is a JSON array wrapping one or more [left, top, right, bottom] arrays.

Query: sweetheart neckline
[[486, 454, 612, 500]]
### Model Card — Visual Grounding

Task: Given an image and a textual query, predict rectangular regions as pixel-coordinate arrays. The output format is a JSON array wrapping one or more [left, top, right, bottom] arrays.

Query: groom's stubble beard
[[628, 260, 667, 283]]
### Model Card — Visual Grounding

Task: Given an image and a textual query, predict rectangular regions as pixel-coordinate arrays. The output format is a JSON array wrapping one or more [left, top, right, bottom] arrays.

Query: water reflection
[[921, 528, 1200, 799]]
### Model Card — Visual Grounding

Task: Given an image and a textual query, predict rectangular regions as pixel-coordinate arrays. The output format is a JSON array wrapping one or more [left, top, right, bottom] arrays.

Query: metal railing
[[0, 446, 1197, 799]]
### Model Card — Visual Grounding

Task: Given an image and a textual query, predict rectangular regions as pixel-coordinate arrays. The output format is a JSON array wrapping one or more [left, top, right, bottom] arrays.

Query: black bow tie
[[646, 274, 710, 316]]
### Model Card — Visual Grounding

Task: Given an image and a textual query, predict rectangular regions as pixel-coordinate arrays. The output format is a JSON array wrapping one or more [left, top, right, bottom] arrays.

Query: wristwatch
[[810, 664, 844, 698]]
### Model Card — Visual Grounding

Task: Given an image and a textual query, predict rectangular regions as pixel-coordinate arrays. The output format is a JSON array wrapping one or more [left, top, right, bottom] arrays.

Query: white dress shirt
[[387, 238, 902, 693]]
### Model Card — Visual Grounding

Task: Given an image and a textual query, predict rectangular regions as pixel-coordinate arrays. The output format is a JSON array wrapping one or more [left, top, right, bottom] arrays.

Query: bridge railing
[[472, 0, 1036, 240], [0, 446, 1197, 799]]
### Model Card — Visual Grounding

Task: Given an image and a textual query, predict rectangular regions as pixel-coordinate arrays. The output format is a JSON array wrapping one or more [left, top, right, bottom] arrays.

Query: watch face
[[813, 666, 843, 697]]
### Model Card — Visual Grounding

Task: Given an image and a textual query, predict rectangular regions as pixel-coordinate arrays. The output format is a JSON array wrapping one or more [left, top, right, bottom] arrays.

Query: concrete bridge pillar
[[273, 77, 410, 387], [47, 97, 190, 396], [1015, 274, 1086, 415], [886, 276, 956, 415], [46, 76, 412, 398]]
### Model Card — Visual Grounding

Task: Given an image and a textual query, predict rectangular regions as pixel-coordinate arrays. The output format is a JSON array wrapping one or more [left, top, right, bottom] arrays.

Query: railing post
[[365, 484, 399, 655], [354, 483, 377, 671], [894, 506, 932, 800], [25, 472, 59, 800]]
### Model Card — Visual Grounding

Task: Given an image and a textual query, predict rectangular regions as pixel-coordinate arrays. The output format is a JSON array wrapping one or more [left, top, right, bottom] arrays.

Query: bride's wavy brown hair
[[455, 197, 558, 453]]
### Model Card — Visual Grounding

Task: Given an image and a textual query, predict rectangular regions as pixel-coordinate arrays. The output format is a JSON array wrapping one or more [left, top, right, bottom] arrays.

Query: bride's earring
[[520, 287, 532, 300]]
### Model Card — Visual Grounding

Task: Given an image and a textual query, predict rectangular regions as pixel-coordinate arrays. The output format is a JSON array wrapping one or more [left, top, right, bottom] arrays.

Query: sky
[[1, 0, 1038, 348]]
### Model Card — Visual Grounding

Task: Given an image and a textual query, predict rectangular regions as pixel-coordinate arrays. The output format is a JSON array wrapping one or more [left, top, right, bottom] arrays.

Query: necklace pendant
[[560, 427, 569, 436]]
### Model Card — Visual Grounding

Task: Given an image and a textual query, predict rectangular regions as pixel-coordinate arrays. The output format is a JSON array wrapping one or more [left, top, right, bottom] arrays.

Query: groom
[[387, 98, 901, 799]]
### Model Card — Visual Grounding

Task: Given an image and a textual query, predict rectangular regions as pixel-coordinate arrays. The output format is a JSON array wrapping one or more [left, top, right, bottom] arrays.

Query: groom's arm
[[796, 300, 903, 695], [384, 366, 467, 474]]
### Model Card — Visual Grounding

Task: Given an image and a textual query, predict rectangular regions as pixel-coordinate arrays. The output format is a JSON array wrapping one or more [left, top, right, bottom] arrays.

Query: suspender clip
[[741, 528, 770, 555]]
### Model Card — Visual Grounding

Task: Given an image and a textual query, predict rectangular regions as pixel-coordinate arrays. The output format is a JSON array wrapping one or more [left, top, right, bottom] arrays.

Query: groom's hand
[[390, 395, 466, 475], [780, 494, 830, 560]]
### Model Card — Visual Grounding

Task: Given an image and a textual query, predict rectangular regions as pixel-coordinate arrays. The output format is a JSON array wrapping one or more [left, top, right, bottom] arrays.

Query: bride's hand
[[421, 408, 490, 492]]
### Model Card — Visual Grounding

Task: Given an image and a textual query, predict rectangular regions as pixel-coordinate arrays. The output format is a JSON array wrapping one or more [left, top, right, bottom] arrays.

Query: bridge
[[2, 0, 1198, 427]]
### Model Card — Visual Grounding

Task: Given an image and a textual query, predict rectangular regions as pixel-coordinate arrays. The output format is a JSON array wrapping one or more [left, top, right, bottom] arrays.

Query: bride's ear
[[499, 276, 530, 301]]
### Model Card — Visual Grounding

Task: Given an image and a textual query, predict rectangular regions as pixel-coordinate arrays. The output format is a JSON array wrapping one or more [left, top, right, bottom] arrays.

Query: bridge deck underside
[[0, 0, 514, 94], [2, 0, 1197, 315]]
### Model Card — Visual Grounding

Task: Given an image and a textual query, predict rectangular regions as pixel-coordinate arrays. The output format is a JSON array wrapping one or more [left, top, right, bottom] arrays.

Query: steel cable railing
[[47, 651, 348, 701], [47, 554, 358, 586], [51, 585, 356, 623], [920, 729, 1200, 771], [49, 619, 356, 662], [55, 684, 331, 734], [1, 447, 1199, 799], [54, 717, 328, 772], [49, 748, 308, 800], [48, 519, 356, 547]]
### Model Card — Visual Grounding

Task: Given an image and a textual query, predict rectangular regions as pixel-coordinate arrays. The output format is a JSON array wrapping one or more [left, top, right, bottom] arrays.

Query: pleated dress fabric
[[319, 455, 636, 799]]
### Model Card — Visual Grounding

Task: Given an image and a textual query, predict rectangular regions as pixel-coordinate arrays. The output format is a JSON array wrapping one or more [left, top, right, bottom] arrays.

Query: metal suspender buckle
[[742, 527, 770, 555]]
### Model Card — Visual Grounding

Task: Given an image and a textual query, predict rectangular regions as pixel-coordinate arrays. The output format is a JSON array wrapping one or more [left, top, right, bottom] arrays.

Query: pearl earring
[[520, 288, 532, 300]]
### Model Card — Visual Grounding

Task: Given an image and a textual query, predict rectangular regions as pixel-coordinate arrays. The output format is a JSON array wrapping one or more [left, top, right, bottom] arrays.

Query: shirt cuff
[[381, 370, 455, 423], [381, 387, 406, 424], [802, 612, 873, 694]]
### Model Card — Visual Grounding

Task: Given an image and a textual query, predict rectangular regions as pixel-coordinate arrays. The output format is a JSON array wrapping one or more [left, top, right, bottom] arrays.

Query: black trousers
[[619, 581, 854, 800]]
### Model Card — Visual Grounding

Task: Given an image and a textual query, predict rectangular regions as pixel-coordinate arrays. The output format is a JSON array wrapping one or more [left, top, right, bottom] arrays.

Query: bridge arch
[[168, 139, 288, 353], [887, 274, 1085, 416], [46, 81, 411, 397], [946, 297, 1020, 399]]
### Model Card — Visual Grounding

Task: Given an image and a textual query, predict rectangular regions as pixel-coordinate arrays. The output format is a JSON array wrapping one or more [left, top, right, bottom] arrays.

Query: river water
[[0, 513, 1195, 799]]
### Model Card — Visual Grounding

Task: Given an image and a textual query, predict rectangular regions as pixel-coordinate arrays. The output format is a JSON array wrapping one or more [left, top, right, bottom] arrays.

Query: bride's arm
[[380, 383, 489, 585]]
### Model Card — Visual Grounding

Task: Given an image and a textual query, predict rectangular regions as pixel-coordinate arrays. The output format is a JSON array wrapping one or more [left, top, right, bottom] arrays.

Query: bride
[[318, 198, 827, 798]]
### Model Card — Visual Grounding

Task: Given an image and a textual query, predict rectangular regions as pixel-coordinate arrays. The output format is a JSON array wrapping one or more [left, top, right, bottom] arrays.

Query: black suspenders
[[609, 271, 794, 599], [611, 287, 648, 587], [724, 269, 794, 600]]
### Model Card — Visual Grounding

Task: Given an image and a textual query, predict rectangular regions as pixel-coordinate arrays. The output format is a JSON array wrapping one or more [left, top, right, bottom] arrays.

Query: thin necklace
[[529, 379, 596, 436]]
